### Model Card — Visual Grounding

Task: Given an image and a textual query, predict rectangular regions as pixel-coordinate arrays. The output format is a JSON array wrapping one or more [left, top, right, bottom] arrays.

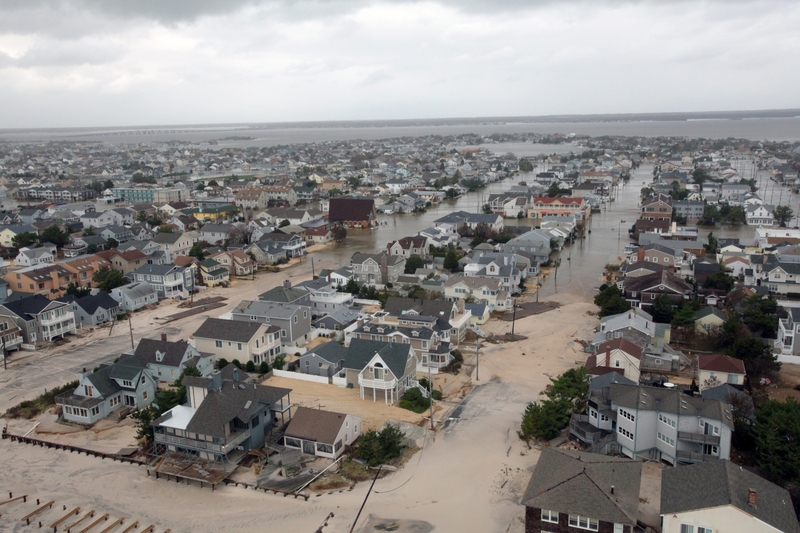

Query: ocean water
[[1, 113, 799, 145]]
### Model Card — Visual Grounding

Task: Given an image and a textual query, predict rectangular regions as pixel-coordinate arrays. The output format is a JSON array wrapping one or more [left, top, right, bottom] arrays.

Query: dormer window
[[412, 330, 419, 337], [363, 326, 371, 332], [156, 350, 164, 363]]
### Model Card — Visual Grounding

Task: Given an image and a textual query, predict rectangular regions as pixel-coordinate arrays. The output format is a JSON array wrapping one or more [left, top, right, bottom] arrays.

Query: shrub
[[217, 358, 229, 369], [231, 359, 242, 369], [451, 350, 464, 363], [259, 361, 270, 374], [5, 380, 79, 419], [431, 390, 443, 401], [245, 360, 256, 372], [273, 355, 286, 370], [355, 425, 405, 467], [418, 377, 431, 390], [399, 387, 431, 413]]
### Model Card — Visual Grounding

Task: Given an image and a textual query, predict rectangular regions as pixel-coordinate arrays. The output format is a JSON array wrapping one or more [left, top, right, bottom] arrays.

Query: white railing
[[41, 312, 75, 326], [358, 376, 397, 390]]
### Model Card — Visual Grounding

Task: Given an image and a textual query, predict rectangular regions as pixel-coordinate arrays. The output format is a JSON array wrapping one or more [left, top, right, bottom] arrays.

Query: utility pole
[[535, 274, 539, 303], [511, 298, 517, 337], [2, 338, 6, 370], [128, 315, 134, 350], [312, 256, 316, 279], [349, 465, 383, 533], [475, 338, 479, 381], [428, 361, 434, 430]]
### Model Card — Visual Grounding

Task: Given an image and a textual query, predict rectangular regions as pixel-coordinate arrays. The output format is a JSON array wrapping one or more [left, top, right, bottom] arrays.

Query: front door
[[303, 440, 315, 455], [124, 394, 136, 407]]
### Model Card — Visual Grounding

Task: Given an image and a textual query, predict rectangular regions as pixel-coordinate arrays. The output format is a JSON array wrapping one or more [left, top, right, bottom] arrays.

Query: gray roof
[[661, 460, 799, 533], [194, 317, 277, 342], [694, 306, 728, 321], [84, 364, 121, 397], [258, 285, 308, 303], [701, 384, 755, 422], [610, 383, 733, 428], [133, 263, 182, 276], [115, 281, 157, 299], [60, 292, 120, 315], [284, 406, 350, 444], [134, 338, 194, 368], [314, 307, 360, 327], [234, 300, 305, 319], [521, 448, 641, 526], [344, 338, 412, 379], [304, 340, 349, 365], [109, 354, 147, 381]]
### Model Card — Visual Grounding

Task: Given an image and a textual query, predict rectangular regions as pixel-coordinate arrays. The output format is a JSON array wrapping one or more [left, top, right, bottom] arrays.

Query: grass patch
[[4, 380, 79, 419], [309, 474, 351, 492], [340, 460, 374, 482]]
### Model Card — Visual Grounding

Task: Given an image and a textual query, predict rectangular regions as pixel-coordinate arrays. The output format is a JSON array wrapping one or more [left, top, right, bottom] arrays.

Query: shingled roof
[[521, 448, 641, 526], [284, 406, 350, 444]]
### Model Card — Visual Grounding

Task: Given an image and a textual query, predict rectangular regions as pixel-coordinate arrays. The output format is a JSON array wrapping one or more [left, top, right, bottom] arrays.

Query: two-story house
[[0, 315, 24, 353], [585, 338, 642, 382], [387, 236, 429, 260], [462, 254, 522, 294], [130, 264, 194, 298], [746, 204, 776, 227], [152, 231, 196, 261], [342, 338, 417, 404], [698, 354, 746, 389], [443, 274, 511, 311], [58, 292, 120, 327], [208, 249, 255, 277], [193, 318, 282, 366], [152, 368, 292, 462], [350, 252, 406, 287], [55, 355, 157, 424], [0, 294, 76, 343], [110, 281, 159, 312], [641, 193, 673, 222], [231, 300, 312, 347], [528, 196, 590, 221], [14, 245, 56, 267]]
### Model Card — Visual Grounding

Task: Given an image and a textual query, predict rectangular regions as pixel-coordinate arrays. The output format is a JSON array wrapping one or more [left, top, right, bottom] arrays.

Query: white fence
[[353, 298, 382, 306], [282, 346, 308, 356], [272, 369, 329, 384], [332, 375, 348, 388], [778, 354, 800, 365]]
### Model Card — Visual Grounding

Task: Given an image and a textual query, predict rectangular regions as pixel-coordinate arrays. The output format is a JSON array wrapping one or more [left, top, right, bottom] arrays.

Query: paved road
[[0, 324, 182, 413]]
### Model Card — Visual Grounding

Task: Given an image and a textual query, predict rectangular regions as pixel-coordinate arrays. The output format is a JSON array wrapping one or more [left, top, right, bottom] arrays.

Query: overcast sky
[[1, 0, 798, 128]]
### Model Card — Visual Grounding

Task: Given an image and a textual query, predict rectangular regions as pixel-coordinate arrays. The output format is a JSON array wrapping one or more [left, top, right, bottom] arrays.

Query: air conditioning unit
[[237, 446, 244, 451]]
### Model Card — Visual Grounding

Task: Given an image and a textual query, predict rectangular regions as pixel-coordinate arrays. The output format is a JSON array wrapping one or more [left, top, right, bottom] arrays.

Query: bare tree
[[227, 224, 255, 245]]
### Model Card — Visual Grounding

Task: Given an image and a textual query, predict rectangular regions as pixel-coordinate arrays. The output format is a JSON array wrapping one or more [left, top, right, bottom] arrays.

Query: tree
[[92, 266, 126, 292], [86, 243, 98, 254], [188, 244, 205, 261], [195, 182, 206, 191], [725, 337, 780, 382], [273, 355, 286, 370], [519, 399, 572, 441], [356, 425, 405, 466], [102, 179, 114, 190], [671, 305, 696, 332], [217, 358, 229, 369], [40, 225, 69, 247], [344, 277, 360, 294], [157, 226, 173, 233], [245, 360, 256, 372], [593, 284, 631, 318], [131, 367, 200, 442], [703, 271, 735, 292], [106, 238, 119, 250], [227, 225, 255, 245], [443, 249, 459, 271], [774, 205, 795, 227], [704, 232, 718, 254], [331, 225, 347, 243], [279, 219, 291, 228], [651, 295, 676, 324], [752, 397, 800, 485], [136, 210, 148, 223], [404, 254, 425, 274], [482, 203, 493, 214], [208, 180, 219, 187], [259, 361, 270, 374], [692, 168, 711, 186], [65, 282, 91, 298], [698, 205, 719, 226], [11, 232, 38, 249]]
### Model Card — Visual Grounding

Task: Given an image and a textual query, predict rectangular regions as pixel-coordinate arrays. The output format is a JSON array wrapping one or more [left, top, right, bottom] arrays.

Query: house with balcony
[[198, 258, 229, 287], [100, 224, 133, 244], [641, 193, 673, 222], [152, 369, 292, 462], [55, 355, 157, 425], [462, 253, 522, 294], [208, 249, 255, 277], [573, 382, 734, 465], [132, 334, 215, 382], [778, 308, 800, 357], [521, 447, 642, 533], [383, 296, 471, 345], [258, 281, 311, 305], [443, 274, 511, 311], [130, 264, 194, 299], [0, 294, 76, 343], [342, 338, 417, 404], [193, 318, 282, 366], [528, 196, 590, 222], [294, 278, 354, 313], [0, 315, 24, 353], [349, 318, 451, 373], [661, 460, 800, 533], [231, 300, 312, 347], [282, 407, 362, 459]]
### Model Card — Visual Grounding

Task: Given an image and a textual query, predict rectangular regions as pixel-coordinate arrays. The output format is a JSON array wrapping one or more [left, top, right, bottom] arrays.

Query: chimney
[[232, 367, 239, 382], [610, 485, 615, 495], [637, 245, 644, 262], [605, 347, 610, 367], [161, 332, 167, 342], [210, 370, 222, 392], [283, 279, 292, 289], [748, 489, 757, 506]]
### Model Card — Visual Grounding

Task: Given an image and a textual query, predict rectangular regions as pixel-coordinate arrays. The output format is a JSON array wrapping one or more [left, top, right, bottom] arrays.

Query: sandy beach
[[1, 288, 598, 533]]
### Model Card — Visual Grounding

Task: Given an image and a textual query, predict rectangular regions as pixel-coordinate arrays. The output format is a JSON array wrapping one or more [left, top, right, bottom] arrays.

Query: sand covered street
[[1, 290, 600, 533]]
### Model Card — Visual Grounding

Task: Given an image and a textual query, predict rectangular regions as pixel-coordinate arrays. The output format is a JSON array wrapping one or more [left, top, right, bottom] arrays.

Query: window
[[680, 526, 694, 533], [619, 409, 635, 422], [657, 431, 675, 446], [143, 391, 148, 400], [91, 406, 100, 416], [568, 515, 598, 531], [541, 509, 558, 523], [215, 340, 222, 348], [614, 525, 624, 533], [237, 343, 242, 351], [659, 414, 676, 428], [85, 385, 94, 396], [122, 380, 132, 388], [141, 375, 145, 384], [697, 528, 712, 533], [293, 316, 298, 324], [614, 359, 621, 368]]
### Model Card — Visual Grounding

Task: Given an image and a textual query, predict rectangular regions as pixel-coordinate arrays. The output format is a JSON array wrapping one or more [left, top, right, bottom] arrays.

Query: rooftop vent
[[244, 400, 252, 409]]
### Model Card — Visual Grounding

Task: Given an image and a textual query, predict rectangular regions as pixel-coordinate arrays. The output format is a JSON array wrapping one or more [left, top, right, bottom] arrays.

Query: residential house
[[4, 263, 73, 299], [152, 231, 196, 261], [234, 188, 270, 211], [100, 225, 133, 244], [96, 249, 148, 275], [694, 306, 728, 334], [383, 296, 471, 345], [746, 204, 776, 227], [208, 249, 255, 277], [698, 354, 746, 389], [528, 196, 590, 221], [133, 334, 215, 381], [673, 200, 705, 220], [520, 447, 641, 533], [661, 460, 799, 533], [55, 356, 157, 424], [198, 258, 229, 287], [110, 282, 159, 312], [294, 279, 354, 313], [342, 338, 417, 404], [79, 210, 120, 229], [0, 223, 39, 248], [350, 252, 406, 287], [14, 245, 55, 267], [259, 281, 311, 305], [592, 308, 671, 349], [443, 274, 511, 311], [58, 292, 120, 327], [282, 407, 361, 459], [585, 338, 642, 382], [199, 223, 234, 245], [387, 236, 429, 260], [328, 197, 376, 228], [231, 300, 312, 347], [298, 340, 349, 377], [503, 229, 553, 265], [247, 239, 287, 265], [262, 231, 307, 258], [153, 369, 292, 462], [130, 264, 194, 298], [462, 253, 522, 294], [0, 314, 24, 352], [464, 302, 490, 325], [622, 270, 692, 310], [641, 194, 673, 221], [350, 319, 451, 372], [193, 318, 282, 366]]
